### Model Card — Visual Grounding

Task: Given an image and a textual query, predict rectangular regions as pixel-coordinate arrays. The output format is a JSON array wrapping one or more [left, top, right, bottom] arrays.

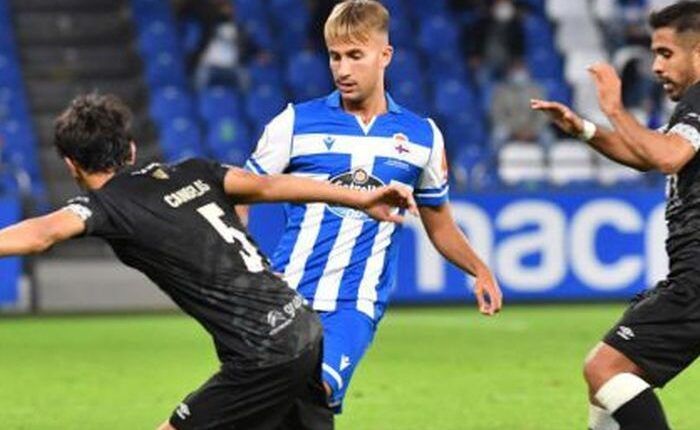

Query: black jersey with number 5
[[64, 158, 321, 368]]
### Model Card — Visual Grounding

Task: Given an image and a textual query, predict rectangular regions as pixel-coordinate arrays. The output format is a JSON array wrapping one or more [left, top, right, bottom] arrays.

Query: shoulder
[[394, 107, 440, 149]]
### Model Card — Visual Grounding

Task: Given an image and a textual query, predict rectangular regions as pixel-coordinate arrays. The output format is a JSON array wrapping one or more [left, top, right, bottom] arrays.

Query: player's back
[[66, 158, 320, 367]]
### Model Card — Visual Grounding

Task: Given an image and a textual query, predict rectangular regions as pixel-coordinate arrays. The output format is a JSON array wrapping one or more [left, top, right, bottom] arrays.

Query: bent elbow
[[657, 159, 684, 175]]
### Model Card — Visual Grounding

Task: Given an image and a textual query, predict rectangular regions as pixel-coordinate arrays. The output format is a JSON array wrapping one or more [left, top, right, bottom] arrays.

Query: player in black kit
[[0, 93, 418, 430], [532, 2, 700, 429]]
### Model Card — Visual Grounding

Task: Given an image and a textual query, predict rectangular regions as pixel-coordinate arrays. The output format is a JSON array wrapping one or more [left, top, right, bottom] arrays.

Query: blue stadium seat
[[418, 15, 459, 59], [404, 0, 447, 20], [526, 48, 564, 81], [137, 20, 180, 57], [149, 86, 195, 127], [206, 117, 253, 166], [286, 51, 331, 101], [390, 80, 429, 116], [433, 79, 479, 122], [0, 54, 21, 86], [198, 86, 243, 124], [269, 0, 309, 56], [247, 58, 284, 89], [241, 18, 276, 53], [444, 113, 489, 153], [245, 84, 286, 133], [522, 14, 556, 52], [160, 117, 205, 162], [386, 49, 423, 89], [144, 52, 187, 89], [233, 0, 268, 25], [389, 17, 414, 50], [538, 78, 573, 105]]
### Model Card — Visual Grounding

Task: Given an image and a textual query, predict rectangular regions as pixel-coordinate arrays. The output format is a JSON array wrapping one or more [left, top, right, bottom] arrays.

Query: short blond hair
[[324, 0, 389, 45]]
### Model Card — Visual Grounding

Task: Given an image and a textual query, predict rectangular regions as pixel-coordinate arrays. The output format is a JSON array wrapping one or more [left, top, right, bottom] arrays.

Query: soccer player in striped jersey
[[244, 0, 502, 413]]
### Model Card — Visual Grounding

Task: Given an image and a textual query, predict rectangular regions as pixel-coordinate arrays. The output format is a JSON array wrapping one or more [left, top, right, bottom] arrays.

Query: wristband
[[578, 119, 597, 141]]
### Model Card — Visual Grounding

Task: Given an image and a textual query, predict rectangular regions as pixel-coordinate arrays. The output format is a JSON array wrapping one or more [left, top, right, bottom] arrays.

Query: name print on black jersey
[[164, 179, 211, 208]]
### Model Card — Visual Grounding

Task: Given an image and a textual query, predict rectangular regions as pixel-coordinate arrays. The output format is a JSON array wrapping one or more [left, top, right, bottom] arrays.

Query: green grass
[[1, 305, 698, 429]]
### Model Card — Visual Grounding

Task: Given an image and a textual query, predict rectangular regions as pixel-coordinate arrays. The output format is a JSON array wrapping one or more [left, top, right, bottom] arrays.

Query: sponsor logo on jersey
[[164, 180, 211, 208], [323, 136, 336, 150], [267, 295, 304, 335], [328, 168, 385, 220], [175, 403, 191, 420], [616, 325, 635, 341]]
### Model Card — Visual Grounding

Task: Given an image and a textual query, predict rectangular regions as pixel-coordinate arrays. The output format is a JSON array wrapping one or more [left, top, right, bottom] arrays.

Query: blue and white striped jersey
[[245, 91, 449, 320]]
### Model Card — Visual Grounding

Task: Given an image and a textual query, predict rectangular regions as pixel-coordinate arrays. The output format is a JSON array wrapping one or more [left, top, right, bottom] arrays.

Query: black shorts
[[603, 280, 700, 387], [169, 338, 333, 430]]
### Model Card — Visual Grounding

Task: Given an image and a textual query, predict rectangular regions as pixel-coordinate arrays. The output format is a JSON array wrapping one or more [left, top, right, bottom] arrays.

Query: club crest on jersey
[[323, 136, 336, 150], [152, 168, 170, 180], [328, 168, 385, 220]]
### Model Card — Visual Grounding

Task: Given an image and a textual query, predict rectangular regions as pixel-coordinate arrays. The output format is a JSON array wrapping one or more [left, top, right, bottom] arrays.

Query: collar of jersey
[[325, 90, 402, 114]]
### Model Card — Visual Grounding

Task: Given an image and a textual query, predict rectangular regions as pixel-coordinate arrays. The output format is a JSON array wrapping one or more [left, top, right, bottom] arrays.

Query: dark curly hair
[[650, 1, 700, 33], [53, 92, 134, 173]]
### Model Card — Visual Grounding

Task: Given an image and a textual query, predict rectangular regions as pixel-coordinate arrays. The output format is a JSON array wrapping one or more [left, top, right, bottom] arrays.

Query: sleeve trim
[[668, 123, 700, 152]]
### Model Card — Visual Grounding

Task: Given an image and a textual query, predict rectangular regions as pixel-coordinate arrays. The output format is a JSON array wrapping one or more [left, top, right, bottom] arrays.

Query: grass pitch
[[1, 304, 698, 429]]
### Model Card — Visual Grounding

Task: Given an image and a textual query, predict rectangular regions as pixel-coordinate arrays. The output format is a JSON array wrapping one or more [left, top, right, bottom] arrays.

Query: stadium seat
[[388, 16, 414, 50], [149, 86, 195, 127], [144, 51, 187, 89], [522, 14, 556, 52], [433, 79, 479, 122], [526, 48, 564, 81], [548, 140, 596, 185], [498, 142, 547, 186], [245, 84, 286, 133], [269, 0, 309, 56], [390, 80, 429, 116], [286, 51, 331, 101], [206, 117, 253, 166], [418, 15, 459, 61], [594, 152, 645, 186], [137, 20, 180, 57], [232, 0, 268, 25], [198, 86, 243, 124], [444, 114, 489, 152], [386, 49, 423, 89], [247, 58, 284, 89], [0, 53, 22, 86], [404, 0, 447, 20], [160, 117, 205, 162]]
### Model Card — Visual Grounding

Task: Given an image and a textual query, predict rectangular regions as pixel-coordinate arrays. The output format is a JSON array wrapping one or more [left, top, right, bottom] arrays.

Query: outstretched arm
[[0, 209, 85, 257], [223, 168, 418, 223], [531, 63, 696, 174], [419, 204, 502, 316]]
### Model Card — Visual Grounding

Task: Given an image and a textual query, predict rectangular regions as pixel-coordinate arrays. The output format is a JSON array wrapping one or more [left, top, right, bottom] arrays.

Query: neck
[[342, 87, 388, 124], [81, 170, 116, 190]]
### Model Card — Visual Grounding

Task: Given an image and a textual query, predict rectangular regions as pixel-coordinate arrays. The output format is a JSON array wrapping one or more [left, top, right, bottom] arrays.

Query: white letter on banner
[[450, 202, 494, 290], [406, 215, 443, 292], [570, 200, 642, 291], [407, 203, 492, 293], [496, 201, 565, 291], [646, 203, 668, 286]]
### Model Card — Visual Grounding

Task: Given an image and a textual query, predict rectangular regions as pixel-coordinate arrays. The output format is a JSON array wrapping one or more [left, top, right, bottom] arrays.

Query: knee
[[583, 345, 613, 391]]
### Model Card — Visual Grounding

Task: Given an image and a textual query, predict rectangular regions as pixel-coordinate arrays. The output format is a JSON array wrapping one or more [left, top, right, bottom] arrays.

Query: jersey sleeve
[[244, 104, 295, 175], [63, 194, 114, 237], [667, 112, 700, 152], [414, 119, 450, 207]]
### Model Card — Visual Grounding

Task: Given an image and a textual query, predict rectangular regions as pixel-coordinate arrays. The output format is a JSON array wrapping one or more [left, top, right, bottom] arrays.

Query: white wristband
[[578, 119, 597, 141]]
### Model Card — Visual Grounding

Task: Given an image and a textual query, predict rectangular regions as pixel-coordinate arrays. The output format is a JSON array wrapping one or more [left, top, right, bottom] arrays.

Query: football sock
[[595, 373, 669, 430], [588, 404, 619, 430]]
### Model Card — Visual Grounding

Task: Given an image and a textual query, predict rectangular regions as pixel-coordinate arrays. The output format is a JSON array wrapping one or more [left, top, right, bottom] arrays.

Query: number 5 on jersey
[[198, 202, 265, 272]]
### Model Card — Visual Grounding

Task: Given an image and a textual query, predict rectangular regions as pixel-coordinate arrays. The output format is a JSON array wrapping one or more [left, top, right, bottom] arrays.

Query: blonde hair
[[324, 0, 390, 45]]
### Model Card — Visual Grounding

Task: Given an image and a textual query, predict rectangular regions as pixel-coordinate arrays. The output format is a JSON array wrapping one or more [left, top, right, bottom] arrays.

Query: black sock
[[612, 388, 670, 430]]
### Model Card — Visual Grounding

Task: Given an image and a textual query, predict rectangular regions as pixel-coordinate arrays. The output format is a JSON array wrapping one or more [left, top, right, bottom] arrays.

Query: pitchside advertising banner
[[249, 187, 669, 303], [0, 197, 21, 305]]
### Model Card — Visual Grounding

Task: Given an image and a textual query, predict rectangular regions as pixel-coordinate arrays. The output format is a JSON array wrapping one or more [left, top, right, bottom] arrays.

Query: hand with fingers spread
[[587, 62, 623, 116], [530, 98, 585, 136], [360, 184, 418, 223], [473, 268, 502, 316]]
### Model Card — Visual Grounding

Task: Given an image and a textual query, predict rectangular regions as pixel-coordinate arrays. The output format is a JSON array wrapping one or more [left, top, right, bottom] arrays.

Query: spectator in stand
[[459, 0, 525, 81], [490, 59, 549, 146], [175, 0, 258, 89]]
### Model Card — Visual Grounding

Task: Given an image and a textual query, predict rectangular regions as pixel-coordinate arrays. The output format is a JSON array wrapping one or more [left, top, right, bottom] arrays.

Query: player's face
[[327, 31, 392, 105], [651, 27, 700, 102]]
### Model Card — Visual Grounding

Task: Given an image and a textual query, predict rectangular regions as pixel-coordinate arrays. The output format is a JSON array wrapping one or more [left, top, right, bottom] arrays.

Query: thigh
[[169, 363, 298, 430], [603, 280, 700, 387]]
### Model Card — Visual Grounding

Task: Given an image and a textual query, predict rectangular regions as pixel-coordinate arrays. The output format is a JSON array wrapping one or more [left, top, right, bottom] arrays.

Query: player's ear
[[381, 43, 393, 68], [128, 141, 137, 165], [64, 157, 79, 178]]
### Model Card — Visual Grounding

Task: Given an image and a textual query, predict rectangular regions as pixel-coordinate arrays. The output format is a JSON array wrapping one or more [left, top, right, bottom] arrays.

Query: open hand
[[530, 98, 584, 136], [360, 184, 418, 223], [587, 62, 623, 116]]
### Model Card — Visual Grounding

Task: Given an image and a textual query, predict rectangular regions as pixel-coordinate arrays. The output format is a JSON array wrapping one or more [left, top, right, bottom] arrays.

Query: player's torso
[[95, 160, 313, 365], [273, 106, 434, 319]]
